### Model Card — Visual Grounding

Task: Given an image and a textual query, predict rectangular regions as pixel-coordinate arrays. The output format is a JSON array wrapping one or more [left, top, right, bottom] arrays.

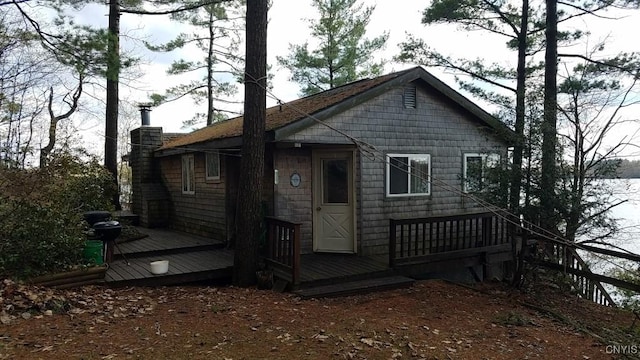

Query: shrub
[[0, 150, 116, 279]]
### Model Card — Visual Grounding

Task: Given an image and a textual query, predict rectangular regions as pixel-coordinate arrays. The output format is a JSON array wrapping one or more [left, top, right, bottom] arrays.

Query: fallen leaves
[[0, 280, 633, 359]]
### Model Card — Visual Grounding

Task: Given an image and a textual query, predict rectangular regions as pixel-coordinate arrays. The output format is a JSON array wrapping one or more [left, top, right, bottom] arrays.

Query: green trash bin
[[83, 240, 104, 265]]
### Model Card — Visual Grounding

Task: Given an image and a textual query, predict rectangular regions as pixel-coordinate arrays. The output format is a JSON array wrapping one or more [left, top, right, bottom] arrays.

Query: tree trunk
[[41, 87, 58, 168], [207, 6, 215, 126], [510, 0, 529, 285], [233, 0, 267, 287], [105, 0, 121, 209], [41, 78, 83, 168], [540, 0, 558, 231]]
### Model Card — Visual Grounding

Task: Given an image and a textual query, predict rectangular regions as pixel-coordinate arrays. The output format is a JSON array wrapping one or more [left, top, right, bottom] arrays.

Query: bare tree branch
[[0, 0, 28, 6], [558, 1, 620, 19], [558, 53, 640, 76], [40, 73, 84, 167], [120, 0, 234, 15]]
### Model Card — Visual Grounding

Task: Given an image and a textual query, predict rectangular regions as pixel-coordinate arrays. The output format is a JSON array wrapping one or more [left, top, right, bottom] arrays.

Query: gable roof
[[157, 66, 513, 154]]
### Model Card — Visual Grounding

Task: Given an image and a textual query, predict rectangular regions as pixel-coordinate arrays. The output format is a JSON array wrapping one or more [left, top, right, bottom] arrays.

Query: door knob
[[316, 207, 321, 211]]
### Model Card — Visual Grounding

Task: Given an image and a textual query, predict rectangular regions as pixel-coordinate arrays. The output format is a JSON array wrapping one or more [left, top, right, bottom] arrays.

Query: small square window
[[206, 152, 220, 181], [386, 154, 431, 197], [463, 153, 500, 193]]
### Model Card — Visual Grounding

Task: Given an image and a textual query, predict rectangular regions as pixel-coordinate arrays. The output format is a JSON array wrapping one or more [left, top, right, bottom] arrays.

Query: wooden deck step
[[293, 275, 415, 299]]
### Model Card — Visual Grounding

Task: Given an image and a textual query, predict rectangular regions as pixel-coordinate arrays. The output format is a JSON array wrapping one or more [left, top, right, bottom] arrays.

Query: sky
[[115, 0, 429, 132], [69, 0, 640, 158]]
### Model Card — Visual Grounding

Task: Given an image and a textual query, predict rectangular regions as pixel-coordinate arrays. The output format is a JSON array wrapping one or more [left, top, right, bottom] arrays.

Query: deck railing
[[265, 216, 301, 286], [389, 211, 509, 267], [530, 240, 616, 307]]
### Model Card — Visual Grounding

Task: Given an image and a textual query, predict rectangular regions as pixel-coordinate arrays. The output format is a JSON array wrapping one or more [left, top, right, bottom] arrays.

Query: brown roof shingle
[[158, 70, 406, 150], [158, 66, 515, 151]]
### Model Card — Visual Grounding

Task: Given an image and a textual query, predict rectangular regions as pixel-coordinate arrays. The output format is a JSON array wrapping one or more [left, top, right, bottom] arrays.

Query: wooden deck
[[104, 226, 408, 294], [298, 253, 392, 287], [105, 228, 232, 287], [114, 227, 224, 257]]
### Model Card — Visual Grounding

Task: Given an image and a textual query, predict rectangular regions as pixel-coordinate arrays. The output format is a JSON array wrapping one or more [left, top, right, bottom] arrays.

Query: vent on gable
[[403, 85, 416, 109]]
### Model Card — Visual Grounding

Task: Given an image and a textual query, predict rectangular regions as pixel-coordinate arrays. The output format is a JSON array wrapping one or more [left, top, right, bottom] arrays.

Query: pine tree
[[146, 0, 244, 127], [277, 0, 388, 96]]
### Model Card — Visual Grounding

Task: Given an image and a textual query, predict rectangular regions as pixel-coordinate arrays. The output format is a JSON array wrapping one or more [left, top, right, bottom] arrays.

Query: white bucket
[[149, 260, 169, 275]]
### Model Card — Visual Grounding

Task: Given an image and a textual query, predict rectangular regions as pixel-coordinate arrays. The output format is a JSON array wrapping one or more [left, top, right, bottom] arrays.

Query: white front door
[[312, 150, 356, 253]]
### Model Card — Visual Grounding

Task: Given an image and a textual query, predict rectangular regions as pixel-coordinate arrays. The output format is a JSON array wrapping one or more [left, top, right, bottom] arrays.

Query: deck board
[[106, 249, 234, 286], [106, 227, 233, 287], [294, 276, 415, 299], [115, 227, 224, 257], [299, 254, 391, 284]]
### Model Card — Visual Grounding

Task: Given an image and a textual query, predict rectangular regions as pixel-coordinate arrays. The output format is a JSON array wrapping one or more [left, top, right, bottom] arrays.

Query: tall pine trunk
[[541, 0, 558, 231], [233, 0, 267, 287], [105, 0, 121, 209], [510, 0, 529, 285], [207, 6, 215, 126]]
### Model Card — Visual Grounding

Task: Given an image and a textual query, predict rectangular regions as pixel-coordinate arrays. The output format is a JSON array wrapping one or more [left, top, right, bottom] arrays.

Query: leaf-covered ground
[[0, 279, 637, 359]]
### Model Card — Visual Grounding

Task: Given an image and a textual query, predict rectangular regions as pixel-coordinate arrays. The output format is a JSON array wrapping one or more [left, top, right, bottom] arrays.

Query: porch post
[[389, 219, 397, 268], [292, 223, 301, 286]]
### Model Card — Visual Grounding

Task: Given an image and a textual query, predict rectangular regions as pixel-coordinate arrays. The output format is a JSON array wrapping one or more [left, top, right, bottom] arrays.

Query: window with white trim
[[386, 154, 431, 197], [463, 153, 500, 193], [182, 154, 195, 194], [205, 152, 220, 181]]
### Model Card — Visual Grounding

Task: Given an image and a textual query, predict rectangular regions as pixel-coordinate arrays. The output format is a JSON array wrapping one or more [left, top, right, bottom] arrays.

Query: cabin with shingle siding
[[130, 67, 514, 275], [275, 83, 506, 256]]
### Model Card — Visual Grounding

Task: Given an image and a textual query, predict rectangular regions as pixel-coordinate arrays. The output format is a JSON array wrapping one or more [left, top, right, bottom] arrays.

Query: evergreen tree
[[398, 0, 640, 285], [277, 0, 388, 96], [146, 0, 244, 127], [9, 0, 235, 206]]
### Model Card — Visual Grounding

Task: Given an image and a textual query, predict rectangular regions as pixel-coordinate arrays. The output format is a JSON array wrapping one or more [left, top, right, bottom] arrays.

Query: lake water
[[579, 178, 640, 303], [590, 178, 640, 252]]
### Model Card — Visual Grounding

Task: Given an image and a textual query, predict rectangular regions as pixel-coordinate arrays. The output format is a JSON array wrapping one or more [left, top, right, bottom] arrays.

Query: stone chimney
[[130, 106, 166, 226]]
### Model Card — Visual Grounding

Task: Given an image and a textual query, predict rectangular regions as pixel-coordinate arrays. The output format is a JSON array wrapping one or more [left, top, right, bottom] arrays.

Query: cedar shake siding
[[160, 153, 226, 240], [155, 149, 275, 242], [282, 83, 506, 256], [273, 147, 314, 253]]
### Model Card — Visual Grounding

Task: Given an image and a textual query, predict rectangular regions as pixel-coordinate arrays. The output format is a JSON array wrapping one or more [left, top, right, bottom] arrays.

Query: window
[[323, 159, 349, 204], [182, 154, 195, 194], [386, 154, 431, 197], [403, 85, 417, 109], [463, 153, 500, 193], [206, 152, 220, 181]]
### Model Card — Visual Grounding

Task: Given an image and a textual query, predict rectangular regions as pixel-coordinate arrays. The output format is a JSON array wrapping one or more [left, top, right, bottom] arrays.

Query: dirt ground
[[0, 278, 638, 360]]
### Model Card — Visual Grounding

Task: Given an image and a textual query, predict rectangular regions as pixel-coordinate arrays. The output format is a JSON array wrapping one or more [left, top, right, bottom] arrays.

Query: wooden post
[[292, 223, 301, 286], [435, 221, 441, 252], [422, 222, 427, 255], [267, 220, 275, 261], [481, 216, 492, 247], [407, 223, 412, 257], [399, 223, 405, 258], [389, 219, 396, 268]]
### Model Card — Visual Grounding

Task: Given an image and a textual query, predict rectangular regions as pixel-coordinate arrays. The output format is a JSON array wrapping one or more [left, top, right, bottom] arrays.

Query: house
[[129, 66, 515, 284]]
